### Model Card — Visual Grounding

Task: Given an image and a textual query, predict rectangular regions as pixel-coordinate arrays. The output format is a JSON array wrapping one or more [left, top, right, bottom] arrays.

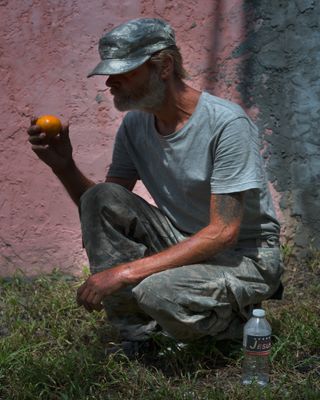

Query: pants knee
[[132, 269, 235, 341], [132, 274, 169, 313], [81, 182, 125, 206]]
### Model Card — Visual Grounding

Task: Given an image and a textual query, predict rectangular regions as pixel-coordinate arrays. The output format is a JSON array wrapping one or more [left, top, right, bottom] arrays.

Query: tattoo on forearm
[[215, 193, 243, 224]]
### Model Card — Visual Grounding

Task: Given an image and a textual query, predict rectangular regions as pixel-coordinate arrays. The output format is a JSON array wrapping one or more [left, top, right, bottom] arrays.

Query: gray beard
[[113, 69, 166, 112]]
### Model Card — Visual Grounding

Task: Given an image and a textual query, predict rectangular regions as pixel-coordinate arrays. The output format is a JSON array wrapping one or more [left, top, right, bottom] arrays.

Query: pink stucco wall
[[0, 0, 257, 276]]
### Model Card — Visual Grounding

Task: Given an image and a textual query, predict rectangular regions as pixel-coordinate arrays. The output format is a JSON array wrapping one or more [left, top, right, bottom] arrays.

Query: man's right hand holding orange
[[27, 116, 74, 174]]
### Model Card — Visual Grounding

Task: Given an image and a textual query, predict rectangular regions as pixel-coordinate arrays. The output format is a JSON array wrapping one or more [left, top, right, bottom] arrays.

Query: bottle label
[[245, 335, 271, 355]]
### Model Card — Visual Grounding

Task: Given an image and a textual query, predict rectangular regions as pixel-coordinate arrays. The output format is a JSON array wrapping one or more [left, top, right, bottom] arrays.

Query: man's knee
[[132, 272, 170, 313], [132, 269, 233, 341], [81, 182, 128, 207], [132, 267, 226, 320], [80, 183, 133, 220], [80, 182, 142, 245]]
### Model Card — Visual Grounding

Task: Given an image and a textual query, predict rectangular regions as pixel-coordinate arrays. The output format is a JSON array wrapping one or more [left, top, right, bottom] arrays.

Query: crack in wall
[[233, 0, 320, 254]]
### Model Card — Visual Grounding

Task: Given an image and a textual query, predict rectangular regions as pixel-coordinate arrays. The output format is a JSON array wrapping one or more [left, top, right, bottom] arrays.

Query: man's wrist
[[52, 158, 75, 176], [120, 263, 139, 286]]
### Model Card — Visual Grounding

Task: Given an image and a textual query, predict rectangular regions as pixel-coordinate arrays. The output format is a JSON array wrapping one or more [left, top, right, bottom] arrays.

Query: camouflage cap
[[87, 18, 176, 77]]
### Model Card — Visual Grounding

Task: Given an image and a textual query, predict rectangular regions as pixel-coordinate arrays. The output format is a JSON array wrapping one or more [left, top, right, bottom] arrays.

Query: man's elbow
[[204, 223, 240, 250], [218, 225, 240, 248]]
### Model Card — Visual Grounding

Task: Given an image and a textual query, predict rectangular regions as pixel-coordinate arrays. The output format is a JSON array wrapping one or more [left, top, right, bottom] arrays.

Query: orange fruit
[[36, 115, 62, 137]]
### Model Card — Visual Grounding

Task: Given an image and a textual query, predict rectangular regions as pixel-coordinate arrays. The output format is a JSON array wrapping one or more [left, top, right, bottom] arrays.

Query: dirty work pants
[[80, 183, 283, 342]]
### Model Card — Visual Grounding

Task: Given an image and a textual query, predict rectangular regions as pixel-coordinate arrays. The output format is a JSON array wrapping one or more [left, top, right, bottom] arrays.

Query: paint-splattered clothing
[[80, 183, 283, 341]]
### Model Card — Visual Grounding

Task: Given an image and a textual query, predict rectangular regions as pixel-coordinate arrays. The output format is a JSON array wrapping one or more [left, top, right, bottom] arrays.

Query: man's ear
[[160, 54, 174, 80]]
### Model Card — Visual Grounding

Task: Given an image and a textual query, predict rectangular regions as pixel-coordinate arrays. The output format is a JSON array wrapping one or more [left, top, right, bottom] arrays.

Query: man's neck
[[153, 81, 201, 136]]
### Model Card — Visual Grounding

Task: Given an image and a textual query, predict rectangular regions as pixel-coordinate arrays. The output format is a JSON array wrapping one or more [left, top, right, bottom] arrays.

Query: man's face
[[105, 63, 166, 112]]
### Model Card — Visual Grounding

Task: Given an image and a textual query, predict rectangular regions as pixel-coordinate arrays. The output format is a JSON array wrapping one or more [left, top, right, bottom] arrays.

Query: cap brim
[[87, 55, 151, 77]]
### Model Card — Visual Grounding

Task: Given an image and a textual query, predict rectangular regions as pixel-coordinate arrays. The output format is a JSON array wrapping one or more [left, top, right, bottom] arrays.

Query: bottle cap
[[252, 309, 266, 317]]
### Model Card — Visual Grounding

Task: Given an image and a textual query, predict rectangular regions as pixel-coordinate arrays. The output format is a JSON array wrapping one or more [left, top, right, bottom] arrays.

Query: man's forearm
[[77, 223, 238, 310], [122, 223, 239, 285], [122, 194, 243, 284], [122, 193, 243, 285], [53, 159, 95, 206]]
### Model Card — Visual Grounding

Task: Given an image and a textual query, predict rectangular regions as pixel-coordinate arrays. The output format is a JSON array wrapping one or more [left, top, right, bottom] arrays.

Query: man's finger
[[77, 282, 86, 297], [60, 123, 70, 142], [31, 116, 38, 125], [92, 302, 104, 311], [77, 285, 96, 306], [91, 292, 104, 307], [76, 284, 87, 306], [85, 289, 99, 304], [29, 133, 46, 145], [27, 124, 42, 136]]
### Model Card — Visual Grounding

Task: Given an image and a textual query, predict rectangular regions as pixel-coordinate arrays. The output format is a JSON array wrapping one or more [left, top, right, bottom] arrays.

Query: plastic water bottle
[[241, 308, 271, 386]]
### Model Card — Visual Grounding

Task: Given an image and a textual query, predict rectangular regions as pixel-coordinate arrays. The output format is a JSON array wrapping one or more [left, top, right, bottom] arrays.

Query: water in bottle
[[241, 308, 271, 386]]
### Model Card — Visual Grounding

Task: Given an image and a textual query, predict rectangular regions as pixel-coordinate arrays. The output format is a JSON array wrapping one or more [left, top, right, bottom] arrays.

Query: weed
[[0, 263, 319, 400], [307, 246, 320, 274]]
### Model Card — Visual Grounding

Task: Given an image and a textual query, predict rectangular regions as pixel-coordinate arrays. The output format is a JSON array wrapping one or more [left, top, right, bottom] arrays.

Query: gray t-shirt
[[107, 92, 280, 241]]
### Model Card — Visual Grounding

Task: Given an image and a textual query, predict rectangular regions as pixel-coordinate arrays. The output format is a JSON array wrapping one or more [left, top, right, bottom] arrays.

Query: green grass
[[0, 260, 319, 400]]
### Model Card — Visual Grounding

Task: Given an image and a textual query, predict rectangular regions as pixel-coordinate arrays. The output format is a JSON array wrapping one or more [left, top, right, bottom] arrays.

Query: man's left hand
[[76, 265, 128, 312]]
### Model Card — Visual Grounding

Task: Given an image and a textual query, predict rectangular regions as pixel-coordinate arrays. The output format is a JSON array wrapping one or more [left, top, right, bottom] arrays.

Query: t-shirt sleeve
[[106, 120, 139, 180], [210, 117, 264, 193]]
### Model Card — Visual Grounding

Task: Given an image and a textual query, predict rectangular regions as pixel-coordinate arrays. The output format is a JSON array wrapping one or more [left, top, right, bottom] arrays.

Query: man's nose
[[105, 75, 120, 87]]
